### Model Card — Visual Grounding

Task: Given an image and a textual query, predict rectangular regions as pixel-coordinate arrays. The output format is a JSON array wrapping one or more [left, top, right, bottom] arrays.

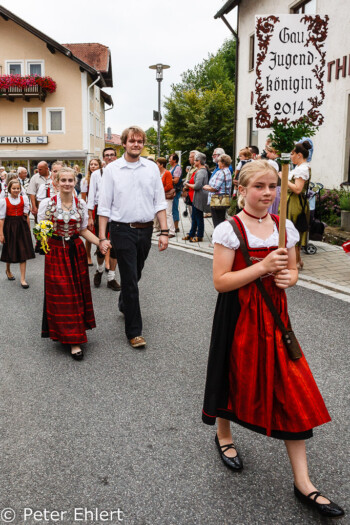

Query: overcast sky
[[2, 0, 237, 134]]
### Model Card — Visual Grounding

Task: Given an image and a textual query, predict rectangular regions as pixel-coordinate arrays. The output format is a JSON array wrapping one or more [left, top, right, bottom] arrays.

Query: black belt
[[112, 221, 154, 229], [52, 234, 79, 241]]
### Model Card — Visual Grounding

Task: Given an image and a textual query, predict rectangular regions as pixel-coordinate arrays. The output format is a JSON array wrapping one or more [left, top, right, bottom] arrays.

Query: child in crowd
[[202, 159, 344, 519], [0, 178, 35, 288]]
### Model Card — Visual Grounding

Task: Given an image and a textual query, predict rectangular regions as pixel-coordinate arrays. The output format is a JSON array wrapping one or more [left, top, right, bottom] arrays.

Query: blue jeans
[[172, 191, 181, 222], [189, 205, 204, 238]]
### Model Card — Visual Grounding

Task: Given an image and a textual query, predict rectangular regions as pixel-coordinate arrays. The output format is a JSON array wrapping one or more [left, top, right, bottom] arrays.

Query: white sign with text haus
[[0, 136, 48, 144], [255, 14, 329, 129]]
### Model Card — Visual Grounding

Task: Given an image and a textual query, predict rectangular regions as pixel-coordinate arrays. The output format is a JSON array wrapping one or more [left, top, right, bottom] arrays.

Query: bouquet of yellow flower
[[33, 220, 54, 254]]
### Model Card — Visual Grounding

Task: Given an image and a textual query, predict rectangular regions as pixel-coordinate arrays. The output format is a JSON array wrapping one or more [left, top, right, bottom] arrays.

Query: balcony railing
[[0, 75, 56, 102], [0, 84, 47, 102]]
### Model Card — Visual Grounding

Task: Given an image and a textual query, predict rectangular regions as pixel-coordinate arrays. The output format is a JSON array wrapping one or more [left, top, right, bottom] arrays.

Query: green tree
[[145, 126, 170, 157], [162, 39, 236, 165]]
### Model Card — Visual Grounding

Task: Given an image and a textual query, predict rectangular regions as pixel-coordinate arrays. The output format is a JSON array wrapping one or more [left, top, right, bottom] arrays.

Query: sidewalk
[[153, 199, 350, 302]]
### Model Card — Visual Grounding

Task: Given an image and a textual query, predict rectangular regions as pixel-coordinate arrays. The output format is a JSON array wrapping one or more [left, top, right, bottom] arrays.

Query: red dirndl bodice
[[6, 196, 24, 216]]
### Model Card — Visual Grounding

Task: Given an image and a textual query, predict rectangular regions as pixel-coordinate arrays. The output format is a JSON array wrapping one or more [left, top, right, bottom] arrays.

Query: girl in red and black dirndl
[[202, 160, 344, 518], [0, 178, 34, 287], [37, 167, 108, 360]]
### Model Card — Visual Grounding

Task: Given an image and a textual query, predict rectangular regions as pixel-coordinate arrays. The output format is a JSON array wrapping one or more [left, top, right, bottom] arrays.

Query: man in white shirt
[[87, 147, 120, 292], [17, 167, 30, 194], [98, 126, 168, 349]]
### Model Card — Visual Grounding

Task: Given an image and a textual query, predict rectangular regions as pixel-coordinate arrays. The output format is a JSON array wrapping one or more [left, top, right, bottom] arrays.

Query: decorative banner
[[255, 14, 329, 129]]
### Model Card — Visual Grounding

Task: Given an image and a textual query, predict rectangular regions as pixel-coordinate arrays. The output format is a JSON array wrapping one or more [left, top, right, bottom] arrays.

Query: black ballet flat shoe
[[71, 349, 84, 361], [6, 271, 15, 281], [215, 434, 243, 471], [294, 485, 345, 518], [21, 283, 30, 289]]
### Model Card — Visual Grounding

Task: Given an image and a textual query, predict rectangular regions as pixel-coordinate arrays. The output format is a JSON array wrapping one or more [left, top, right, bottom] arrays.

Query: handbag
[[210, 169, 231, 210], [165, 188, 176, 199], [228, 218, 302, 360]]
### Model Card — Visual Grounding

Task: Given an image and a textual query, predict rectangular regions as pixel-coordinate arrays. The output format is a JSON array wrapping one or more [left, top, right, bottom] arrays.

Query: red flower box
[[0, 74, 56, 93]]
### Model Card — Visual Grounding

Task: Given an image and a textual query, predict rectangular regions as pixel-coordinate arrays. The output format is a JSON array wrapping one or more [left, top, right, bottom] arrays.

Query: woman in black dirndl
[[37, 167, 110, 360], [0, 178, 35, 288], [202, 160, 344, 518]]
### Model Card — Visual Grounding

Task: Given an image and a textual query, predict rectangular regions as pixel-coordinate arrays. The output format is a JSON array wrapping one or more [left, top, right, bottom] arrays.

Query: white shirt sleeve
[[286, 219, 300, 248], [268, 159, 279, 172], [212, 220, 240, 250], [153, 170, 167, 214], [0, 198, 6, 219], [98, 166, 113, 218], [79, 199, 89, 230], [87, 171, 98, 210], [81, 178, 88, 194], [289, 163, 309, 181], [23, 194, 30, 215], [37, 198, 50, 223]]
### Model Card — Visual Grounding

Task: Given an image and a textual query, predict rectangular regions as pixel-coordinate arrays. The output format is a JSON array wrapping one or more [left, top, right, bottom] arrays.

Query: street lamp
[[149, 63, 170, 157]]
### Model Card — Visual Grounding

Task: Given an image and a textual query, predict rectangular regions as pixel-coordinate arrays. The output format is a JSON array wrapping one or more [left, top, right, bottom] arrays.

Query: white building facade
[[216, 0, 350, 188]]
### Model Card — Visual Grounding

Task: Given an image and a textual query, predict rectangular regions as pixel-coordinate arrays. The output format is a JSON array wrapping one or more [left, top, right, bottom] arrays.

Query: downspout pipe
[[87, 75, 101, 160], [220, 12, 239, 163]]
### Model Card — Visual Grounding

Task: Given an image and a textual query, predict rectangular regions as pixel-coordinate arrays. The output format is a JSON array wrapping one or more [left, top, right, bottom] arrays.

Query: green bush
[[319, 189, 341, 226], [339, 191, 350, 211]]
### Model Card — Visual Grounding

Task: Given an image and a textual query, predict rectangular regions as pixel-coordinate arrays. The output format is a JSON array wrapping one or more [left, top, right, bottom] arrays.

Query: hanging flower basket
[[0, 74, 57, 94]]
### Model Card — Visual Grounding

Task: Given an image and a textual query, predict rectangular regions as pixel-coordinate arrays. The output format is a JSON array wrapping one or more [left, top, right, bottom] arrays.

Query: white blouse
[[212, 218, 299, 250], [289, 162, 309, 181], [37, 195, 89, 230], [80, 178, 88, 194], [0, 194, 30, 219]]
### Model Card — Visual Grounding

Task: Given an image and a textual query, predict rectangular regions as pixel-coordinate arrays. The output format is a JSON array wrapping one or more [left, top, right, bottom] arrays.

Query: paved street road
[[1, 244, 349, 525]]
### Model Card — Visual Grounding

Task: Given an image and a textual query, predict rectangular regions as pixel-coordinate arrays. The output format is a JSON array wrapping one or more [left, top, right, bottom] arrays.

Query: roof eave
[[214, 0, 240, 19]]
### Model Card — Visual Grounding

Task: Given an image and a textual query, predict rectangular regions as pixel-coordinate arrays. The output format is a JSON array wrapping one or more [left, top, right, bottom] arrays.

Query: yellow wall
[[0, 19, 84, 153]]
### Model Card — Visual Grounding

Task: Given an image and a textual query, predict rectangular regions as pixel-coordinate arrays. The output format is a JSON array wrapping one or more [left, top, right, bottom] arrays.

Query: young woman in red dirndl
[[202, 160, 344, 518], [37, 167, 110, 361], [0, 178, 35, 288]]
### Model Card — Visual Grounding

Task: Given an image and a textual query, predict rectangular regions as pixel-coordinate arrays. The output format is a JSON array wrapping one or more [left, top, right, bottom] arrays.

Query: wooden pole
[[278, 162, 289, 248]]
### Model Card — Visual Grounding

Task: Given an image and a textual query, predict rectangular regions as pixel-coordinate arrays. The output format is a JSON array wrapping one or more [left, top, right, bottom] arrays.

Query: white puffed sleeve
[[79, 199, 88, 230], [37, 198, 51, 223], [289, 163, 309, 181], [0, 198, 7, 219], [286, 219, 300, 248], [212, 220, 240, 250], [23, 194, 30, 215], [81, 178, 88, 193]]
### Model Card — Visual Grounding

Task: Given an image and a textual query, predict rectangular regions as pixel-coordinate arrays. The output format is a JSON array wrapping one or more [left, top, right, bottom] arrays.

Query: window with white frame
[[23, 108, 42, 133], [26, 60, 45, 76], [249, 35, 255, 71], [46, 108, 65, 133], [6, 60, 24, 75]]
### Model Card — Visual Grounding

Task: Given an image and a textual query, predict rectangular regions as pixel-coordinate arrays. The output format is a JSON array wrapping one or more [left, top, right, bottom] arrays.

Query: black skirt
[[1, 216, 35, 263]]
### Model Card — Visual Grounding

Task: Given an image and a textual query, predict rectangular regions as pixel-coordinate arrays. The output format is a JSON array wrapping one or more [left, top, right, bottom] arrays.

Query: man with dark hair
[[87, 147, 120, 291], [168, 153, 182, 232], [249, 145, 259, 159], [98, 126, 168, 349]]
